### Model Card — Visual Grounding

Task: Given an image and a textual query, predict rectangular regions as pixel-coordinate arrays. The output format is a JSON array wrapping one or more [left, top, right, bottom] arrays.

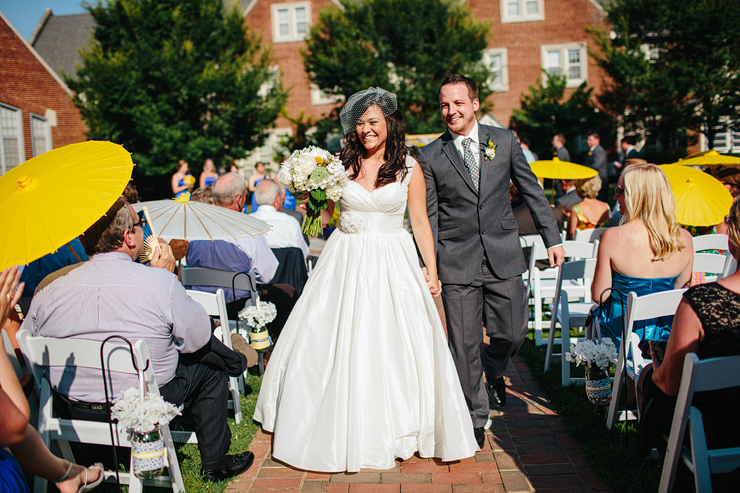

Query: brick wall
[[245, 0, 608, 133], [0, 14, 87, 168]]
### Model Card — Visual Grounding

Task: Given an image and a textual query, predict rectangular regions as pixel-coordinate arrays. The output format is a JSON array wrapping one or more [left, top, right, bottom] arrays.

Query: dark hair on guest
[[79, 198, 132, 256], [340, 108, 409, 189]]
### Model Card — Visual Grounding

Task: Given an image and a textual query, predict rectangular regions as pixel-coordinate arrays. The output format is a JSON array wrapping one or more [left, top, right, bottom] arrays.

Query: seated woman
[[637, 199, 740, 480], [591, 164, 693, 359], [566, 175, 611, 240]]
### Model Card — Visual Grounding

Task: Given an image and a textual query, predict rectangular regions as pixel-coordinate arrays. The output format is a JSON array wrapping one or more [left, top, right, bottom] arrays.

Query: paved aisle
[[228, 353, 612, 493]]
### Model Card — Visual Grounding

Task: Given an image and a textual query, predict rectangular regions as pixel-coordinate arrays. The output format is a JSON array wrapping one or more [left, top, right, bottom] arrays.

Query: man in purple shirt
[[25, 198, 254, 482]]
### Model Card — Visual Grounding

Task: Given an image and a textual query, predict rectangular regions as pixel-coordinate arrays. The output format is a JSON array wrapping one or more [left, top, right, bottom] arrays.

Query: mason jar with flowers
[[110, 387, 181, 479], [565, 337, 618, 406], [239, 300, 277, 352]]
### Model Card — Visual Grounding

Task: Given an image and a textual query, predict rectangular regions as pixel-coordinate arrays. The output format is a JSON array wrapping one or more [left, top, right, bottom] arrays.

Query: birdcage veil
[[339, 87, 398, 135]]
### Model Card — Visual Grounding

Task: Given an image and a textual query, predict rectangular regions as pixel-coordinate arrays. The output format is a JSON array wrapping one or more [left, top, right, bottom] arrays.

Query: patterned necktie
[[462, 137, 479, 191]]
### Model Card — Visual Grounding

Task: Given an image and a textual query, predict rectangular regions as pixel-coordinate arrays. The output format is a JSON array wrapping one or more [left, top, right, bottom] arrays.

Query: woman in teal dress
[[591, 164, 694, 359]]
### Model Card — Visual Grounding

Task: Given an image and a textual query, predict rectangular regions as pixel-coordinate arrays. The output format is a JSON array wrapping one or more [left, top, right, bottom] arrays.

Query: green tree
[[510, 73, 611, 162], [590, 0, 740, 153], [68, 0, 287, 198], [302, 0, 492, 135]]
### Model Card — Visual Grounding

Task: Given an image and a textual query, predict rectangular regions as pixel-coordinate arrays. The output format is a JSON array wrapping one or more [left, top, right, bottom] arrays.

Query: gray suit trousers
[[441, 257, 527, 428]]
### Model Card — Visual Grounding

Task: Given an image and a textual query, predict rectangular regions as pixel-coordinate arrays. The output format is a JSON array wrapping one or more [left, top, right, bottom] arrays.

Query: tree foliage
[[302, 0, 492, 134], [68, 0, 287, 197], [510, 73, 611, 162], [590, 0, 740, 152]]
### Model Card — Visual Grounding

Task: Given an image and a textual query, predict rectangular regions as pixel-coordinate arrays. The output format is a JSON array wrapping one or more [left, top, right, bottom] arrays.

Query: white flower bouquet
[[110, 387, 181, 434], [279, 146, 349, 236], [564, 337, 618, 371], [239, 300, 277, 351]]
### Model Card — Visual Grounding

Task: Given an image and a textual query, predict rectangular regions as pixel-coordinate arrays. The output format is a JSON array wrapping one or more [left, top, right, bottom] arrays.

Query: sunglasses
[[614, 186, 626, 198], [128, 216, 147, 233]]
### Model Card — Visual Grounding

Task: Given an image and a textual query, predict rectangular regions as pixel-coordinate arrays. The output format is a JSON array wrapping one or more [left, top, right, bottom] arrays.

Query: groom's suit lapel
[[477, 125, 491, 196], [441, 129, 478, 196]]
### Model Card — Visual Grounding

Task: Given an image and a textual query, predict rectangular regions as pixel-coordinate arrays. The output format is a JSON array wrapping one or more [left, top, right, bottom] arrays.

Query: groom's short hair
[[439, 74, 478, 102]]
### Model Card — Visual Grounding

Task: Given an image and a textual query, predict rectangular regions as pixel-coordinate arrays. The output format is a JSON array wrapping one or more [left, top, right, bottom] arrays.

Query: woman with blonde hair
[[591, 164, 693, 358], [565, 174, 611, 240]]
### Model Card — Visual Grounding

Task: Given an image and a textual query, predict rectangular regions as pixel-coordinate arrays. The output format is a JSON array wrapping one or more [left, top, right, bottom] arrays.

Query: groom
[[419, 75, 564, 447]]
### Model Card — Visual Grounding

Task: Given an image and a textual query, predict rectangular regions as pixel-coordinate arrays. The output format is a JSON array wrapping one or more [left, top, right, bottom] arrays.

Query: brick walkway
[[228, 353, 612, 493]]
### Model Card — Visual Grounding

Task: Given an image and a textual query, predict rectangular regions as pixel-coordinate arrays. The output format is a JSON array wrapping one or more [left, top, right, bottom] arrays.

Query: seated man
[[187, 173, 298, 340], [250, 179, 309, 259], [24, 198, 254, 482]]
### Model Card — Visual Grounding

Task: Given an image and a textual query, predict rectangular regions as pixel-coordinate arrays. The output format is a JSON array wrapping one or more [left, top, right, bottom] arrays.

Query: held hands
[[548, 245, 566, 268], [150, 238, 176, 272], [421, 266, 443, 298], [0, 266, 24, 323]]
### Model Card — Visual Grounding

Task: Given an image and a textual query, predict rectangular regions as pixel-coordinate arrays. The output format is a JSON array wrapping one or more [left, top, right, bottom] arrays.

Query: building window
[[501, 0, 544, 23], [257, 66, 281, 98], [483, 48, 509, 92], [1, 104, 24, 174], [310, 84, 343, 106], [31, 115, 51, 157], [272, 2, 311, 43], [711, 119, 740, 153], [541, 43, 587, 87]]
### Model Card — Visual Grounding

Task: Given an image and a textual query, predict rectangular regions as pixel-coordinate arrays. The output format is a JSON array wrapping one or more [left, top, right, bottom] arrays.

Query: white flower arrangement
[[481, 136, 498, 161], [279, 146, 349, 236], [238, 300, 277, 332], [338, 212, 364, 234], [564, 337, 618, 371], [110, 387, 181, 434]]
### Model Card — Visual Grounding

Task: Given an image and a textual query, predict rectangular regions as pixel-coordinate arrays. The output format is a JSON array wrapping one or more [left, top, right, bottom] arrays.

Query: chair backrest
[[692, 233, 729, 252], [2, 328, 25, 381], [562, 240, 597, 260], [186, 288, 229, 333], [574, 227, 608, 243], [180, 267, 258, 303], [270, 247, 308, 296], [659, 353, 740, 493], [692, 253, 733, 283]]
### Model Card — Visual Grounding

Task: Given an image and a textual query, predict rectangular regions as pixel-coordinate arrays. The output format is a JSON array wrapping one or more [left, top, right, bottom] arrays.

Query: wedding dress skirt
[[253, 162, 477, 472]]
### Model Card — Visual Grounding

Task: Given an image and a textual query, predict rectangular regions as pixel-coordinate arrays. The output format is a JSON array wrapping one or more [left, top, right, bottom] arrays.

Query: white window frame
[[310, 83, 344, 106], [483, 48, 509, 92], [0, 103, 25, 175], [501, 0, 544, 23], [540, 43, 588, 88], [710, 118, 740, 153], [271, 2, 311, 43], [30, 114, 52, 157]]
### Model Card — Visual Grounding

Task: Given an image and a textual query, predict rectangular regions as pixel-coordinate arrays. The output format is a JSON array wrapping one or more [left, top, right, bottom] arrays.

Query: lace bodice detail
[[684, 283, 740, 359]]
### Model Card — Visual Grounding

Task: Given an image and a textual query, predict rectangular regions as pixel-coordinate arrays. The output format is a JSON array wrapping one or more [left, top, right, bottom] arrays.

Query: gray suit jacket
[[555, 146, 571, 163], [418, 124, 561, 285]]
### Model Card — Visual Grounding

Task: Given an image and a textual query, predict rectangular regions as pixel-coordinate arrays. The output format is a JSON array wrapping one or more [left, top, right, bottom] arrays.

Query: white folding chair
[[574, 227, 608, 243], [529, 241, 596, 347], [2, 328, 25, 381], [17, 329, 185, 493], [691, 233, 729, 252], [543, 258, 597, 386], [180, 267, 265, 373], [186, 289, 244, 424], [605, 289, 686, 429], [692, 252, 733, 283], [659, 353, 740, 493]]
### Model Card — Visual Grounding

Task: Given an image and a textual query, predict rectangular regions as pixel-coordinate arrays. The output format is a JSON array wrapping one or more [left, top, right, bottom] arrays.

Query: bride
[[253, 87, 478, 472]]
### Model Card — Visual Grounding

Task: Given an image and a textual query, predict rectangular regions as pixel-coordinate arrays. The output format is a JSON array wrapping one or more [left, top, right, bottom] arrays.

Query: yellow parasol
[[659, 165, 733, 227], [0, 141, 134, 271], [672, 150, 740, 167], [529, 158, 598, 180]]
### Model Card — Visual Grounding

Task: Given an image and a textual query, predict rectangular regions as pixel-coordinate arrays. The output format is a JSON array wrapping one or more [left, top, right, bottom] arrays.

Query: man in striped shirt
[[25, 198, 254, 482]]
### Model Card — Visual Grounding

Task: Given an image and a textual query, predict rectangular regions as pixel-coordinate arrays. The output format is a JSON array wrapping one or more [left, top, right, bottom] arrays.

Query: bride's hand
[[427, 277, 442, 298]]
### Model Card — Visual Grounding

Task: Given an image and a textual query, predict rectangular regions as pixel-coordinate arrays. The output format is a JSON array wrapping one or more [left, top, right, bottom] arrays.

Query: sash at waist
[[338, 211, 404, 235]]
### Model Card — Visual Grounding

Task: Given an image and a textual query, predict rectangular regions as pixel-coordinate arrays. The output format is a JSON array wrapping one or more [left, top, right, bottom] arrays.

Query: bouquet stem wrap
[[279, 146, 349, 236]]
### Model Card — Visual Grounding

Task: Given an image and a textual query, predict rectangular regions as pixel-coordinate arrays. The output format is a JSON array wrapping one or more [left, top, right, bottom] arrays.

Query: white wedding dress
[[253, 160, 477, 472]]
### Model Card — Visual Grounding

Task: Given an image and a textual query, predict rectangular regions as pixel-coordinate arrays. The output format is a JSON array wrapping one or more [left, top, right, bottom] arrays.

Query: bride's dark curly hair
[[340, 108, 409, 189]]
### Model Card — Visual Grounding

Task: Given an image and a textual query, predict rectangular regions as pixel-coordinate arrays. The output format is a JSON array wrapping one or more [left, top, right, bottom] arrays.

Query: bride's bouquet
[[279, 146, 349, 236]]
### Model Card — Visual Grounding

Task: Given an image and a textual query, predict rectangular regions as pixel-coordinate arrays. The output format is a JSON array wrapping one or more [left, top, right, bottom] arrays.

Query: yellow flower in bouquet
[[183, 175, 195, 186]]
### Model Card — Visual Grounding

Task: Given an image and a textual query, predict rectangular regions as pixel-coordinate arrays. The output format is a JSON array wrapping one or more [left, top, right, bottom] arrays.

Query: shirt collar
[[451, 120, 480, 148], [255, 205, 278, 214], [91, 251, 133, 262]]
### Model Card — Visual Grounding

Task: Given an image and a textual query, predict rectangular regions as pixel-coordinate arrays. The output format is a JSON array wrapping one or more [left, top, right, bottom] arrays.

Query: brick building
[[0, 12, 88, 176]]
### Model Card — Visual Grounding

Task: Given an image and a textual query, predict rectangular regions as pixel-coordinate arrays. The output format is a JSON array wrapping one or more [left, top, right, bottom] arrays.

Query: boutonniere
[[482, 136, 498, 161], [588, 151, 593, 156]]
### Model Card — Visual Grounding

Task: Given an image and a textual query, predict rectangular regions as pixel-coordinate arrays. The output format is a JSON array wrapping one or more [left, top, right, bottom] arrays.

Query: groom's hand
[[548, 245, 566, 267]]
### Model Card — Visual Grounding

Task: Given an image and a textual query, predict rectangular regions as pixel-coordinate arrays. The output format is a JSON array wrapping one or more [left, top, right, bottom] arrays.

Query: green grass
[[518, 330, 662, 493]]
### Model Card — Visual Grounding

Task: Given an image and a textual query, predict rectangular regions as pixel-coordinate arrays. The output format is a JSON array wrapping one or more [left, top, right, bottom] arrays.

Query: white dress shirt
[[450, 120, 481, 170], [251, 205, 310, 259]]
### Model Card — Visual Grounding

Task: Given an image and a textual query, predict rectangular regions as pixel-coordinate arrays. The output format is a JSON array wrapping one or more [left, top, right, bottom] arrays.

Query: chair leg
[[230, 376, 242, 424], [606, 345, 626, 429], [688, 408, 712, 493]]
